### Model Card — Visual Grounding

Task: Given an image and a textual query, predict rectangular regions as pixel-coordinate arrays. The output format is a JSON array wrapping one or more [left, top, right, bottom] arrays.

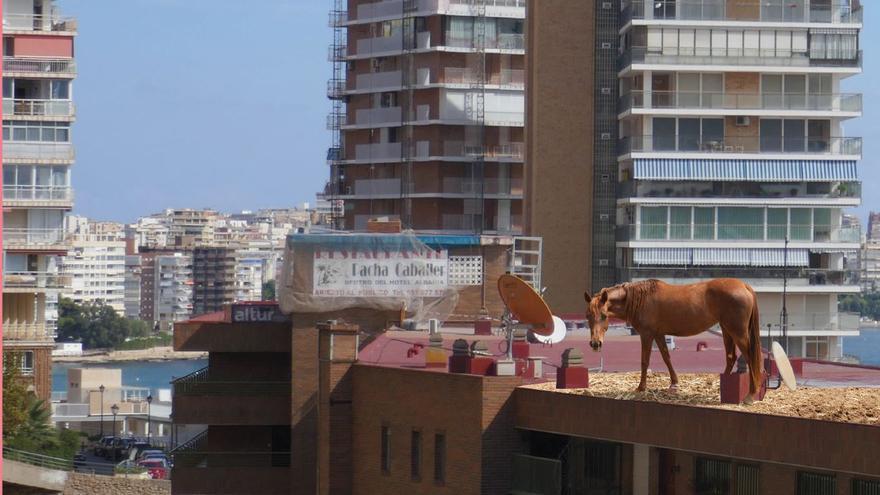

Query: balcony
[[171, 433, 291, 495], [3, 272, 71, 292], [3, 142, 74, 162], [171, 367, 290, 425], [443, 68, 525, 87], [446, 33, 525, 51], [3, 228, 67, 251], [326, 78, 345, 99], [442, 141, 524, 160], [354, 70, 403, 92], [349, 0, 525, 24], [621, 1, 862, 25], [619, 91, 861, 115], [356, 32, 403, 56], [2, 13, 78, 32], [352, 106, 402, 127], [616, 224, 861, 243], [619, 47, 862, 71], [3, 57, 77, 76], [440, 177, 523, 196], [3, 186, 74, 207], [619, 267, 859, 291], [619, 135, 862, 157], [3, 322, 53, 342], [354, 142, 402, 161], [441, 214, 523, 233], [3, 99, 76, 119], [619, 181, 861, 201]]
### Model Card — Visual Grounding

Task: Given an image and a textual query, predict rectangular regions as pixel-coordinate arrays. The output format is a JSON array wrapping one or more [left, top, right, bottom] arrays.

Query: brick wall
[[64, 473, 169, 495]]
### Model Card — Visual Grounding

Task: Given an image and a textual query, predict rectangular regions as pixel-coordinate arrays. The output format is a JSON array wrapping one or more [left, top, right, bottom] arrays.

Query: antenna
[[497, 274, 563, 360], [771, 341, 797, 391]]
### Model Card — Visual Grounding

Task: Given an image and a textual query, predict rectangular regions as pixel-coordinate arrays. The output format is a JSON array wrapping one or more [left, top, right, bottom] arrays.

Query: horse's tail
[[747, 288, 763, 395]]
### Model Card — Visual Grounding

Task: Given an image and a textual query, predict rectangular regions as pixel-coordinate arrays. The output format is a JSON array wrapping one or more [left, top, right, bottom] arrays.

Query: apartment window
[[380, 425, 391, 474], [805, 336, 829, 359], [411, 430, 421, 480], [2, 120, 70, 142], [695, 457, 731, 495], [810, 29, 858, 60], [796, 471, 835, 495], [21, 351, 35, 375], [51, 80, 70, 100], [736, 464, 760, 495], [852, 478, 880, 495], [433, 432, 446, 485]]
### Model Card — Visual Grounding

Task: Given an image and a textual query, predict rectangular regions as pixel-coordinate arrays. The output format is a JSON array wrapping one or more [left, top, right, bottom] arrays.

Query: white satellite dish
[[771, 341, 797, 391], [531, 315, 567, 345]]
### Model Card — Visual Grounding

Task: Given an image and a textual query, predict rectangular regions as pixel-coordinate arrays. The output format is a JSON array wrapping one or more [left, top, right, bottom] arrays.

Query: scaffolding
[[399, 0, 418, 228], [326, 0, 347, 230], [465, 2, 488, 234]]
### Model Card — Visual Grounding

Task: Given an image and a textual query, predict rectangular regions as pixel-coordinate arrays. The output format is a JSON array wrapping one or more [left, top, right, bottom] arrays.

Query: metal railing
[[354, 70, 402, 90], [616, 223, 861, 243], [619, 181, 861, 200], [445, 33, 524, 50], [171, 367, 289, 396], [442, 141, 524, 159], [3, 271, 71, 289], [3, 98, 76, 117], [621, 1, 862, 24], [2, 13, 78, 32], [3, 185, 73, 202], [443, 67, 524, 87], [440, 177, 523, 195], [3, 228, 66, 246], [354, 106, 402, 126], [619, 91, 861, 113], [3, 322, 53, 341], [619, 47, 862, 70], [3, 57, 77, 75], [170, 430, 290, 469], [619, 135, 862, 156], [620, 267, 859, 287], [51, 403, 91, 418]]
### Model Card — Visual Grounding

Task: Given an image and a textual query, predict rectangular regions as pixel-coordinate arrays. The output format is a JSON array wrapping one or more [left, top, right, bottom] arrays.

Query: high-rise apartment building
[[325, 0, 526, 233], [528, 1, 864, 359], [62, 234, 126, 313], [866, 211, 880, 242], [124, 255, 142, 319], [2, 0, 77, 400], [154, 253, 193, 331], [192, 246, 237, 316]]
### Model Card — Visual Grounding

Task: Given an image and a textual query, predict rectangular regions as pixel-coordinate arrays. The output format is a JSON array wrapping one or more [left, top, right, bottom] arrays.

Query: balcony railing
[[3, 142, 75, 161], [619, 181, 861, 200], [354, 106, 402, 126], [445, 33, 524, 50], [354, 142, 402, 161], [616, 224, 861, 243], [3, 57, 77, 75], [3, 322, 53, 341], [442, 141, 525, 160], [619, 47, 862, 70], [3, 186, 74, 203], [3, 271, 71, 290], [619, 267, 859, 288], [3, 99, 76, 118], [619, 91, 862, 114], [171, 367, 289, 396], [443, 68, 525, 87], [440, 177, 524, 195], [2, 13, 78, 32], [621, 1, 862, 24], [326, 78, 345, 99], [3, 228, 66, 247], [354, 70, 402, 91], [619, 135, 862, 157]]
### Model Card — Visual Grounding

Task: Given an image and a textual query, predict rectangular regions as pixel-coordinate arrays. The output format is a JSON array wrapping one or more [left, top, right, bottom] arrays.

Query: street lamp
[[111, 403, 119, 436], [146, 394, 153, 442], [99, 385, 105, 437]]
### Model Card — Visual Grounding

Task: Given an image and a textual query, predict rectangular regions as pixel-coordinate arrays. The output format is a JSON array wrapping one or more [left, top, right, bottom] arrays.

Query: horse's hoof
[[635, 386, 646, 393], [668, 385, 679, 393], [742, 394, 755, 405]]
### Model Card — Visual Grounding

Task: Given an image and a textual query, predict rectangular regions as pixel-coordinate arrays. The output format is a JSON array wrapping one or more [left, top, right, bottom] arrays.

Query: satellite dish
[[531, 315, 566, 345], [771, 341, 797, 391], [497, 274, 553, 336]]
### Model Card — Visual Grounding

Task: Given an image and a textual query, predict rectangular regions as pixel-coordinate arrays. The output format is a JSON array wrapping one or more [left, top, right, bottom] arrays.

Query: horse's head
[[584, 287, 626, 352]]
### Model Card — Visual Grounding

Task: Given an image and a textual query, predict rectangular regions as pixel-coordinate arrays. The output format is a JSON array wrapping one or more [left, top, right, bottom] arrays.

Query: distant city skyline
[[56, 0, 879, 226]]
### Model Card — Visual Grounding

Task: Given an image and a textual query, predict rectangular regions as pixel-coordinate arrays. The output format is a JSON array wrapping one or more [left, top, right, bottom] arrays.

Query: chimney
[[556, 348, 589, 389], [449, 340, 495, 375]]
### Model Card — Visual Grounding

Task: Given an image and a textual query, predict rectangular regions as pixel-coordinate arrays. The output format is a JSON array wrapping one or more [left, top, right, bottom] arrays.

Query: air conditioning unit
[[735, 116, 751, 127]]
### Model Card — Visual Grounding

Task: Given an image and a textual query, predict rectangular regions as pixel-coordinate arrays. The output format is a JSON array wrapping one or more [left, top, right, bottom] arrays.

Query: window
[[433, 432, 446, 484], [411, 430, 421, 480], [2, 120, 71, 142], [805, 336, 829, 359], [380, 425, 391, 474], [736, 464, 760, 495], [21, 351, 35, 375], [695, 457, 731, 494], [852, 478, 880, 495], [797, 471, 835, 495], [810, 30, 858, 60], [51, 80, 70, 100]]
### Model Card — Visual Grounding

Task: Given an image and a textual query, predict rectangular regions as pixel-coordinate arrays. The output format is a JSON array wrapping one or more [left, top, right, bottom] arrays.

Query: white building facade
[[154, 254, 193, 330], [61, 235, 126, 313], [616, 0, 862, 360]]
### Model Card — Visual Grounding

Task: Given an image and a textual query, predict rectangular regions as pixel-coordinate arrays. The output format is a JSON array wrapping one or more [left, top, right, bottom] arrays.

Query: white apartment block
[[616, 0, 862, 360], [234, 256, 264, 302], [61, 235, 126, 313], [154, 253, 193, 330]]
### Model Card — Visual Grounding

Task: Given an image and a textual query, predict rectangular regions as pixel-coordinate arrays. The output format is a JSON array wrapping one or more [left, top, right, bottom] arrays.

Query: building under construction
[[325, 0, 526, 234]]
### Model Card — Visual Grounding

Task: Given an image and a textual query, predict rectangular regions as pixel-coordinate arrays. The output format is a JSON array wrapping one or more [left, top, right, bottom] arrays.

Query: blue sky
[[57, 1, 877, 224], [57, 0, 331, 223]]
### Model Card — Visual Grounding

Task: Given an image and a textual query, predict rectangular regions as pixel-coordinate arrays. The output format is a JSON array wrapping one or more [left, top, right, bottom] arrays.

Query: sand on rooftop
[[524, 372, 880, 426]]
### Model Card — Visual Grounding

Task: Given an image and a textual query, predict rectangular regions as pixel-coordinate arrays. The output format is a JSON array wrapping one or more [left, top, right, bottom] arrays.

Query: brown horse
[[584, 278, 763, 402]]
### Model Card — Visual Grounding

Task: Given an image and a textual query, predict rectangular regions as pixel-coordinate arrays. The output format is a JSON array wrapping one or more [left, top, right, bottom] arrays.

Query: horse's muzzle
[[589, 341, 602, 351]]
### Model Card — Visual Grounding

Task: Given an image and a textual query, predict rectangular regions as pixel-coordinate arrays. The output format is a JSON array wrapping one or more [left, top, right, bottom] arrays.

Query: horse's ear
[[583, 291, 591, 302], [598, 288, 608, 304]]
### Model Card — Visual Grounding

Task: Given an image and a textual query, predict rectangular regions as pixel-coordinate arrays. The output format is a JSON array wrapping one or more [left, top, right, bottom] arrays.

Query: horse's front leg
[[654, 335, 678, 392], [637, 332, 652, 392]]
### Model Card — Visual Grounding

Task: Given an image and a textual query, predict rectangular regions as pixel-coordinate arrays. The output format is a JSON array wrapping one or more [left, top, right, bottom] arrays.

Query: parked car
[[138, 458, 169, 480], [93, 436, 115, 457], [127, 442, 154, 461], [138, 450, 166, 462], [107, 437, 136, 461]]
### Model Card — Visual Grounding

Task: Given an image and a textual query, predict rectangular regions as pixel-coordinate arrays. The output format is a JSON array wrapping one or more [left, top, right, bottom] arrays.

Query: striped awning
[[635, 248, 809, 267], [634, 159, 857, 182]]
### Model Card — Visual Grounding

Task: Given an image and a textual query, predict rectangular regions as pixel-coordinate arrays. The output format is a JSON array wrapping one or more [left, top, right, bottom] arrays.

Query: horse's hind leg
[[637, 333, 652, 392], [722, 329, 737, 374], [654, 335, 678, 391]]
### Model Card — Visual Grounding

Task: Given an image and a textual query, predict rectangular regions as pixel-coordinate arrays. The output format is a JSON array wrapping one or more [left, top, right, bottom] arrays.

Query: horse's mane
[[620, 279, 660, 320]]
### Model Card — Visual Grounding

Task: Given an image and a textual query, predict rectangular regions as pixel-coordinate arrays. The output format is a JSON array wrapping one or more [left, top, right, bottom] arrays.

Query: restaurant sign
[[312, 249, 448, 297]]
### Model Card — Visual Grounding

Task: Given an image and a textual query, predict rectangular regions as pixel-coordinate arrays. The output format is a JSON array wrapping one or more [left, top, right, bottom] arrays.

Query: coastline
[[53, 346, 207, 363]]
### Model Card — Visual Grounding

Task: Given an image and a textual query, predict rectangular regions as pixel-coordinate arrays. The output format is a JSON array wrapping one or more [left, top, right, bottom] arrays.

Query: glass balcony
[[619, 91, 861, 114], [3, 228, 66, 248], [619, 181, 861, 200], [3, 186, 74, 204], [619, 135, 862, 157], [619, 267, 859, 288], [3, 142, 75, 162], [616, 224, 861, 243], [621, 1, 862, 25], [3, 99, 76, 118], [2, 13, 78, 32], [619, 47, 862, 71], [3, 271, 71, 290]]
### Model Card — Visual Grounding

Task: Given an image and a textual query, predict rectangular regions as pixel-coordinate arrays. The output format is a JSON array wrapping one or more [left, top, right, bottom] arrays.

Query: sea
[[844, 328, 880, 367], [51, 358, 207, 395]]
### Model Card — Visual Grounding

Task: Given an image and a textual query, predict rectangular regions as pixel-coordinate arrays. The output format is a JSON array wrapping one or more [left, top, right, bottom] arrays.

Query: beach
[[53, 346, 206, 363]]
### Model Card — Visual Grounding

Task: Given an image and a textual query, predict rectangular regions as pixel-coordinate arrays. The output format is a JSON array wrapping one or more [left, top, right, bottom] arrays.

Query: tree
[[3, 352, 31, 438], [57, 298, 146, 349], [262, 280, 276, 301]]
